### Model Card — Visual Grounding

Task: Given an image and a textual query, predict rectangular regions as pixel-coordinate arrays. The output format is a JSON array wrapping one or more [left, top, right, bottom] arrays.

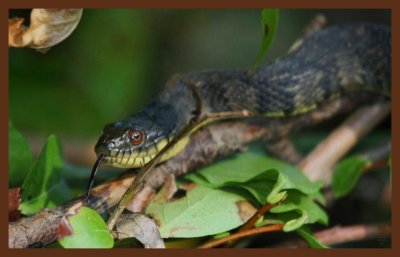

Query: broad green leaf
[[185, 144, 323, 196], [183, 144, 327, 234], [19, 135, 71, 215], [332, 156, 371, 198], [269, 190, 328, 232], [8, 124, 33, 187], [253, 9, 279, 67], [297, 226, 328, 248], [146, 185, 250, 238], [58, 207, 114, 248]]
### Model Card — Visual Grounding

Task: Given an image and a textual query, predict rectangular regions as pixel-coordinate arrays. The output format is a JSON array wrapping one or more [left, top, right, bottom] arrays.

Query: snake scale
[[87, 23, 391, 229]]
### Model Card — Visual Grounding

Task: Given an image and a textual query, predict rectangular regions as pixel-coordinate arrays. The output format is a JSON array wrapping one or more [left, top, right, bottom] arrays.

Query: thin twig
[[273, 223, 391, 248], [224, 203, 275, 247], [198, 224, 284, 248], [238, 203, 275, 234]]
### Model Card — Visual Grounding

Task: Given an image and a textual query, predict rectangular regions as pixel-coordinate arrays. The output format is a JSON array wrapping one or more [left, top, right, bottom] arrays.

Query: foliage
[[148, 145, 327, 242], [10, 125, 327, 247]]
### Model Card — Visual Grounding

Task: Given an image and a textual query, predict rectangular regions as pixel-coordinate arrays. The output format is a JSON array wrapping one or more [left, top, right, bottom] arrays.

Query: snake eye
[[129, 129, 143, 145]]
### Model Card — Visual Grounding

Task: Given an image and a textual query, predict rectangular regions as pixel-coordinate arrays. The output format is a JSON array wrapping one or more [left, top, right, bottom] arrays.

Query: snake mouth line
[[104, 151, 156, 168]]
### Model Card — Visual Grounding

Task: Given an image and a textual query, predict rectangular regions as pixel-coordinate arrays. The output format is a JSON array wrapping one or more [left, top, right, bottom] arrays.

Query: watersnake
[[94, 23, 390, 169], [88, 23, 391, 229]]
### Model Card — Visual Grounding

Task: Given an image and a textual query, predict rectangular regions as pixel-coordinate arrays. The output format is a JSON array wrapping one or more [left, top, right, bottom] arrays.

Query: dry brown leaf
[[115, 213, 165, 248], [9, 9, 83, 51], [152, 174, 178, 204], [9, 188, 22, 222]]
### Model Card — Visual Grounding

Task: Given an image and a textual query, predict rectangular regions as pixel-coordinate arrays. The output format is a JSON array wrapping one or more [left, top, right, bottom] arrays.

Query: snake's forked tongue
[[85, 154, 105, 201]]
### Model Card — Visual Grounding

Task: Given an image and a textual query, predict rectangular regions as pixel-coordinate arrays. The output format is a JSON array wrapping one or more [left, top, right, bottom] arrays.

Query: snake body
[[95, 23, 391, 168]]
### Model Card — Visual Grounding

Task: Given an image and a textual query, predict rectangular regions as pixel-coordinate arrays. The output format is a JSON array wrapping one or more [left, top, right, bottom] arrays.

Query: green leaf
[[8, 124, 33, 187], [184, 144, 327, 232], [332, 156, 371, 198], [228, 169, 287, 204], [213, 231, 230, 239], [296, 226, 328, 248], [253, 9, 279, 67], [19, 135, 71, 215], [185, 144, 322, 197], [269, 190, 328, 232], [146, 185, 249, 238], [58, 207, 114, 248]]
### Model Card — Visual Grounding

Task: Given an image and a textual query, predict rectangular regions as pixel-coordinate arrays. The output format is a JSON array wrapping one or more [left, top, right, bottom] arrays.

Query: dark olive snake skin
[[95, 23, 391, 168]]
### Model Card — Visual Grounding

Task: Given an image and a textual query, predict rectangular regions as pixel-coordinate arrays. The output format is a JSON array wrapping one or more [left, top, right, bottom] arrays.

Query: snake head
[[95, 117, 169, 168]]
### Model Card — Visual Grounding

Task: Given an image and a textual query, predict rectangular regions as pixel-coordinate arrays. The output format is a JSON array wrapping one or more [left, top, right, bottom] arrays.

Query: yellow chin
[[106, 135, 190, 168]]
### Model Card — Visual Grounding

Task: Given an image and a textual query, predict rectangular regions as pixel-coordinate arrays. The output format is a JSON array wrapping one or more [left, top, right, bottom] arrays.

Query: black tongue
[[85, 154, 105, 201]]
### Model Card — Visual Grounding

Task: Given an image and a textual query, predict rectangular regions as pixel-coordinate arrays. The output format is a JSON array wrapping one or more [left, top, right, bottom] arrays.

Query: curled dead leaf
[[8, 188, 22, 221], [56, 202, 82, 241], [9, 9, 83, 51], [8, 18, 26, 47], [57, 215, 73, 240], [115, 213, 165, 248]]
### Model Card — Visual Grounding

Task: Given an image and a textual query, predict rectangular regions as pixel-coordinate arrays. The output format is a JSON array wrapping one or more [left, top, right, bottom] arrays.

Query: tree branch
[[198, 224, 284, 249], [273, 223, 391, 248], [300, 103, 390, 184]]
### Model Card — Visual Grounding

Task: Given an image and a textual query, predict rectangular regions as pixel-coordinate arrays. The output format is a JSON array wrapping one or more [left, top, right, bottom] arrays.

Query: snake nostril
[[95, 143, 112, 156]]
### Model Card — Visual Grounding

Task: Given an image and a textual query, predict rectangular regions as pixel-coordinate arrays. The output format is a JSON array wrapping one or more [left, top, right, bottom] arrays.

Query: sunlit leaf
[[146, 185, 253, 238], [58, 206, 114, 248], [184, 144, 327, 233]]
